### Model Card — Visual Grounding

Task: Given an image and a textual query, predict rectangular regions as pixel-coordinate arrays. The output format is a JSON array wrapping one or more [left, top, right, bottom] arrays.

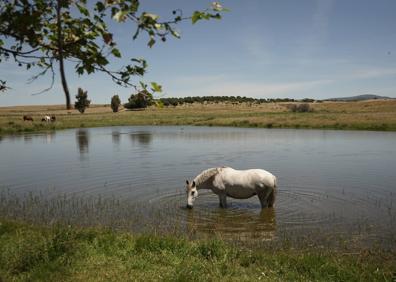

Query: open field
[[1, 101, 396, 280], [0, 218, 394, 281], [1, 99, 396, 135]]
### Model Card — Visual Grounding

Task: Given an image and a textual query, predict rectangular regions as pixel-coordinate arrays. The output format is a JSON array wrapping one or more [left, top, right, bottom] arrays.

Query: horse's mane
[[193, 167, 223, 187]]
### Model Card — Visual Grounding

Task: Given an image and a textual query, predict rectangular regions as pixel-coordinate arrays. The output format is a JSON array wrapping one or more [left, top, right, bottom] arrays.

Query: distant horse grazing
[[23, 115, 33, 121], [186, 167, 277, 209], [51, 115, 56, 122], [41, 115, 51, 122]]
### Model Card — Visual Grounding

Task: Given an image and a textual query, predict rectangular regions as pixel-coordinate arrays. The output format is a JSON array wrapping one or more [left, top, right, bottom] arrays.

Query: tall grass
[[0, 219, 394, 281], [0, 189, 186, 236], [1, 189, 395, 253]]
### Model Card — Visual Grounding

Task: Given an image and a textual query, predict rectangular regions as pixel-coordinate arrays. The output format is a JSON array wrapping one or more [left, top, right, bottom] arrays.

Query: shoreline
[[0, 218, 394, 281], [1, 100, 396, 136]]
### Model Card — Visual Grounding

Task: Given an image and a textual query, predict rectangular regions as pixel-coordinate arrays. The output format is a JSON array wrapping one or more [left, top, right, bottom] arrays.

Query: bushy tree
[[289, 103, 312, 113], [0, 1, 227, 109], [124, 90, 153, 109], [297, 103, 312, 112], [74, 87, 90, 113], [111, 95, 121, 112]]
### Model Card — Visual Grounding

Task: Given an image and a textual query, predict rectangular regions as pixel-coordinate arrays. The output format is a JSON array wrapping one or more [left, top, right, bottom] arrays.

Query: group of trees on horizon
[[109, 94, 317, 111], [70, 88, 319, 113], [157, 96, 316, 107]]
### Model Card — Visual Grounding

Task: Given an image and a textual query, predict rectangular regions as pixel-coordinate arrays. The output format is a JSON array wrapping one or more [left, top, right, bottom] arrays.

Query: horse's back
[[217, 167, 276, 189]]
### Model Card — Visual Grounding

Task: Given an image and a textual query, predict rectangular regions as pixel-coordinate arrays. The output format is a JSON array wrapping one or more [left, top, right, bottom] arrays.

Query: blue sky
[[1, 0, 396, 106]]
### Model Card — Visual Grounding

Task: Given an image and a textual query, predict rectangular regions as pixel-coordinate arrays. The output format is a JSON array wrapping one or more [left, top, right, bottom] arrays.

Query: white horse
[[42, 115, 51, 122], [186, 167, 277, 209]]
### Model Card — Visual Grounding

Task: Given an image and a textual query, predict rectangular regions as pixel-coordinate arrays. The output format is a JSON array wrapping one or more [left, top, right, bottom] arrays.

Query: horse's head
[[185, 180, 198, 209]]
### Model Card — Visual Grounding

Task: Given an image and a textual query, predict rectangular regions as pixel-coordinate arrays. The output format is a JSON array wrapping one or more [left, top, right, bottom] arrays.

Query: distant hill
[[324, 94, 393, 101]]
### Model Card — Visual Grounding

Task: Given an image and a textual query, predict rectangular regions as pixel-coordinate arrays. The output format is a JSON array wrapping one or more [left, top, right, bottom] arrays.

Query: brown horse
[[23, 115, 33, 121]]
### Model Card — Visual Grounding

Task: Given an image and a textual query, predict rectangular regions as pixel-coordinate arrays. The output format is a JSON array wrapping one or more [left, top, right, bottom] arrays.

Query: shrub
[[124, 90, 153, 109], [297, 103, 312, 112], [289, 103, 312, 113], [74, 88, 91, 113], [111, 95, 121, 112]]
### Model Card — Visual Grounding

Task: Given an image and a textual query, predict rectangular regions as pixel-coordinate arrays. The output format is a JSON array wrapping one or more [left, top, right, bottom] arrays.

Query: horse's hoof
[[186, 205, 193, 209]]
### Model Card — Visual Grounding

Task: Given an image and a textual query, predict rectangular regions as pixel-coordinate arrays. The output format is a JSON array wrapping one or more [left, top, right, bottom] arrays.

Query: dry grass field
[[1, 99, 396, 135]]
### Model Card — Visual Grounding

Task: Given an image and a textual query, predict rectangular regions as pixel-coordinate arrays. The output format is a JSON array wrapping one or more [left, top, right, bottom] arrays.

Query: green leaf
[[148, 37, 155, 48], [143, 13, 160, 21], [96, 2, 105, 12], [140, 81, 147, 90], [113, 10, 127, 22], [170, 29, 180, 39], [211, 2, 223, 11], [150, 82, 162, 93], [154, 23, 164, 30], [76, 66, 85, 75], [192, 11, 202, 24], [111, 48, 121, 58], [76, 3, 89, 16]]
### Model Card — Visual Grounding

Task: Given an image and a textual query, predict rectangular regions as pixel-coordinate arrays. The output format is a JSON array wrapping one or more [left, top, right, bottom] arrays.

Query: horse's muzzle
[[186, 204, 193, 209]]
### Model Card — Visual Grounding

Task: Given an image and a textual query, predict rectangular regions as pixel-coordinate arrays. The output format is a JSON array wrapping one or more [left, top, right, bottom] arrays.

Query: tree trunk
[[59, 54, 71, 110], [57, 0, 71, 110]]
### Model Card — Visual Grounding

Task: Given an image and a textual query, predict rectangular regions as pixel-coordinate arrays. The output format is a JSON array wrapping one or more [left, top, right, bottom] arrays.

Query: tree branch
[[0, 46, 50, 59], [31, 64, 55, 95]]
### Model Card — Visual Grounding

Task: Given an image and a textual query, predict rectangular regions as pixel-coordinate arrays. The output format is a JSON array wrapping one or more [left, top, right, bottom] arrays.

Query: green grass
[[0, 219, 394, 281]]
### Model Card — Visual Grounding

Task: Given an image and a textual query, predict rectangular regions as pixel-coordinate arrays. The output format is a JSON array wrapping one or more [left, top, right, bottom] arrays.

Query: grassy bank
[[0, 219, 394, 281], [1, 100, 396, 135]]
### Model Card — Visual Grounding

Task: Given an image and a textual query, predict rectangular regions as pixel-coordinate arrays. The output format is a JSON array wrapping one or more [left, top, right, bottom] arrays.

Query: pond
[[0, 126, 395, 248]]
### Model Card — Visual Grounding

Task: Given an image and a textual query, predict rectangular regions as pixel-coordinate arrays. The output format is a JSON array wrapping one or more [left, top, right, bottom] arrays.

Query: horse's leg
[[257, 186, 272, 209], [218, 193, 227, 208], [267, 189, 276, 208]]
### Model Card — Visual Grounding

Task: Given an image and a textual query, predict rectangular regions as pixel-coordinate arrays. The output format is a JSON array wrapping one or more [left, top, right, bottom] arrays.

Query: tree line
[[156, 96, 317, 107], [113, 93, 316, 112], [70, 88, 318, 113]]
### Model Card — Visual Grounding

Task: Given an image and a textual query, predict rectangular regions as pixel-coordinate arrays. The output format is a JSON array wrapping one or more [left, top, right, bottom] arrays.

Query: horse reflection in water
[[186, 206, 276, 241]]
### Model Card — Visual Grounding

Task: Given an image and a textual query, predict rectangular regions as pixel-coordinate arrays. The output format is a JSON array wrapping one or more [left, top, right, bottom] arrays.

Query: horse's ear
[[192, 181, 196, 187], [186, 180, 189, 185]]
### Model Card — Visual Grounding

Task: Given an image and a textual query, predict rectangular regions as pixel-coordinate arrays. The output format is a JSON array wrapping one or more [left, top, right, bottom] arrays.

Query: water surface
[[1, 126, 395, 247]]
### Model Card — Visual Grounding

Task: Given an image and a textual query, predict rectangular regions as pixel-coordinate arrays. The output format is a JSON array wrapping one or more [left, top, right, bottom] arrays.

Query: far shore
[[1, 99, 396, 135]]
